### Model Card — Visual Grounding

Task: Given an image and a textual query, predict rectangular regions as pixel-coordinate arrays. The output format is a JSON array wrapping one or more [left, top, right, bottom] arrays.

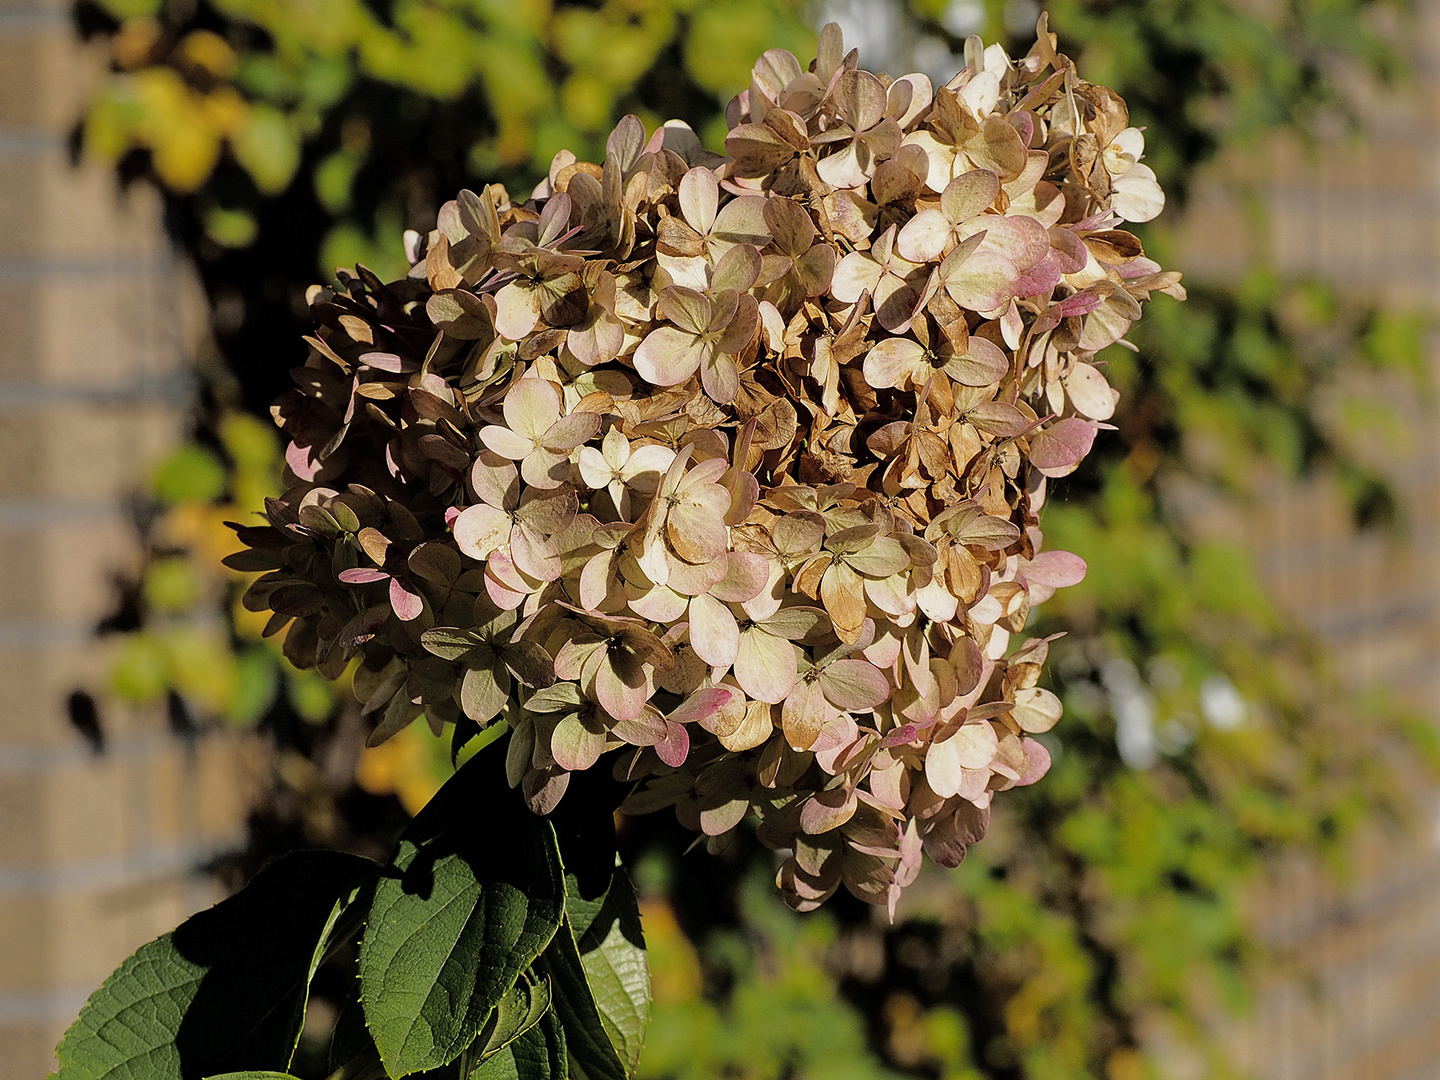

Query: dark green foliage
[[52, 745, 652, 1080], [53, 851, 377, 1080], [359, 754, 566, 1076]]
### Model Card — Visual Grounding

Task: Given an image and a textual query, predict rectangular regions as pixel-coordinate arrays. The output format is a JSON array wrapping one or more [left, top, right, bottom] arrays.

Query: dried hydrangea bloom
[[232, 16, 1183, 915]]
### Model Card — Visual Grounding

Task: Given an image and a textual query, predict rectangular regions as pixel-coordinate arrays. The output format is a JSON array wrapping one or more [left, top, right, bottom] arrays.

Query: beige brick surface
[[0, 1021, 67, 1080], [0, 8, 258, 1074]]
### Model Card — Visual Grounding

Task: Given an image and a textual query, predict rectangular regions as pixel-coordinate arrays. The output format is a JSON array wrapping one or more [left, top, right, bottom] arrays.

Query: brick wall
[[0, 2, 257, 1074], [1175, 5, 1440, 1078]]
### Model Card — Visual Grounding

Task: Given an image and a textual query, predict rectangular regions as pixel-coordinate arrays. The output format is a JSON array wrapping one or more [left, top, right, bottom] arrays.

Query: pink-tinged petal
[[594, 652, 649, 722], [523, 767, 570, 815], [924, 732, 969, 796], [689, 592, 740, 667], [701, 350, 740, 403], [1014, 738, 1052, 786], [925, 722, 996, 797], [286, 440, 324, 482], [503, 378, 562, 442], [949, 720, 1000, 769], [678, 166, 718, 233], [633, 326, 707, 387], [541, 411, 602, 453], [389, 577, 424, 622], [943, 250, 1019, 312], [820, 658, 892, 711], [1063, 360, 1118, 421], [620, 444, 675, 492], [511, 521, 563, 581], [470, 454, 520, 511], [668, 686, 734, 726], [711, 243, 762, 293], [485, 552, 532, 611], [781, 679, 834, 751], [799, 786, 857, 834], [665, 551, 728, 596], [710, 196, 772, 257], [1111, 163, 1165, 223], [611, 708, 669, 747], [1052, 289, 1105, 318], [862, 337, 925, 390], [657, 286, 714, 336], [479, 424, 535, 461], [740, 561, 786, 622], [666, 499, 729, 565], [873, 277, 922, 334], [453, 503, 512, 561], [521, 447, 570, 490], [830, 252, 881, 303], [921, 801, 989, 868], [655, 720, 690, 767], [894, 209, 953, 263], [515, 484, 578, 534], [711, 551, 771, 603], [1049, 226, 1088, 273], [878, 725, 918, 750], [1012, 687, 1063, 733], [944, 335, 1009, 386], [1013, 250, 1065, 297], [493, 281, 541, 340], [579, 552, 619, 611], [550, 714, 606, 771], [966, 401, 1031, 438], [339, 567, 390, 584], [915, 578, 959, 622], [1021, 550, 1087, 588], [887, 73, 932, 127], [1029, 417, 1097, 477], [816, 141, 870, 189], [903, 130, 959, 192], [576, 445, 613, 491], [976, 214, 1050, 270], [735, 628, 797, 703], [940, 169, 1001, 222], [627, 583, 688, 623]]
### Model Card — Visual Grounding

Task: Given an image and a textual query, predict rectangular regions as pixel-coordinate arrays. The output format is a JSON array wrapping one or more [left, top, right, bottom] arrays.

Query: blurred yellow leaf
[[231, 103, 300, 193], [177, 29, 239, 79]]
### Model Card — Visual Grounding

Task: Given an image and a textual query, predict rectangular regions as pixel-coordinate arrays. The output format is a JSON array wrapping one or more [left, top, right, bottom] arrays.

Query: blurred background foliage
[[71, 0, 1438, 1076]]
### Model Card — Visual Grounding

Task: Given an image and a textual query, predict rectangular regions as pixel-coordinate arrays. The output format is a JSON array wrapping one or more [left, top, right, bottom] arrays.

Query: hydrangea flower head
[[237, 18, 1182, 914]]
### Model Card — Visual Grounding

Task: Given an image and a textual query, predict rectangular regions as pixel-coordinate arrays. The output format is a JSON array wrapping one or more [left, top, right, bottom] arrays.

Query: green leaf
[[536, 766, 649, 1077], [153, 444, 227, 505], [358, 750, 566, 1076], [536, 860, 649, 1080], [54, 851, 379, 1080], [232, 104, 301, 194], [458, 972, 553, 1074], [566, 864, 650, 1076], [468, 1008, 568, 1080], [203, 1073, 304, 1079]]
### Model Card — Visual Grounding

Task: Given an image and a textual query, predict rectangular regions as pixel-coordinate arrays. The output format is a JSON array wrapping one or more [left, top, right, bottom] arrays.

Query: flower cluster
[[233, 19, 1182, 914]]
